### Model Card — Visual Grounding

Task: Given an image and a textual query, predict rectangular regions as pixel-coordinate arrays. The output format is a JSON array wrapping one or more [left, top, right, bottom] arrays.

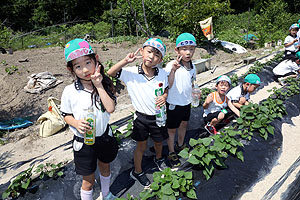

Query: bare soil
[[0, 38, 280, 186]]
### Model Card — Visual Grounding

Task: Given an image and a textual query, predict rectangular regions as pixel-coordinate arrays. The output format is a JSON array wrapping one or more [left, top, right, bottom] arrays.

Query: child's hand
[[125, 48, 143, 64], [239, 97, 247, 105], [155, 95, 166, 107], [91, 63, 103, 87], [205, 93, 213, 104], [172, 55, 182, 72], [75, 119, 91, 135], [294, 38, 298, 43]]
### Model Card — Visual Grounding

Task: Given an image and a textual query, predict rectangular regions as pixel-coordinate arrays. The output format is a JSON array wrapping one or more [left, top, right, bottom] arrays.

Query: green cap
[[296, 51, 300, 59], [289, 23, 299, 31], [176, 33, 197, 47], [143, 38, 166, 57], [64, 38, 94, 62], [244, 74, 261, 85]]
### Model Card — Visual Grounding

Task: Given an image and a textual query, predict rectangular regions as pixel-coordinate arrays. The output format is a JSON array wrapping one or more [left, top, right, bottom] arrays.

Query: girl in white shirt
[[61, 38, 118, 200]]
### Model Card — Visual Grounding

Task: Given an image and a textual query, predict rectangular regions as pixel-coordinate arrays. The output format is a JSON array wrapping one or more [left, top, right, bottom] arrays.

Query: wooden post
[[111, 2, 114, 37]]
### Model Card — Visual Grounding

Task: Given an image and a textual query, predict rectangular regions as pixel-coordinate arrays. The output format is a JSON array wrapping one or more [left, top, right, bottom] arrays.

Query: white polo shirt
[[60, 80, 112, 138], [118, 65, 168, 115], [284, 35, 298, 52], [227, 85, 250, 102], [273, 59, 299, 75], [164, 60, 196, 106]]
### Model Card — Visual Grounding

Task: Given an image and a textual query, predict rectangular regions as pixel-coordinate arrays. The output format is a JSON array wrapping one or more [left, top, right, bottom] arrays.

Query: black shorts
[[204, 109, 233, 124], [131, 111, 168, 142], [166, 103, 191, 129], [73, 125, 119, 176], [274, 72, 296, 81]]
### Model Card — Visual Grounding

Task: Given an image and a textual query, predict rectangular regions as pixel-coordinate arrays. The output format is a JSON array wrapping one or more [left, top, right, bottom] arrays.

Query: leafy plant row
[[117, 168, 197, 200], [2, 162, 65, 199], [181, 52, 292, 180]]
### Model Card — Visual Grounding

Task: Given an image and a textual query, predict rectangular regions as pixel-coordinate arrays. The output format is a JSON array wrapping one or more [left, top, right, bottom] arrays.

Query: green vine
[[179, 127, 244, 180], [118, 168, 197, 200], [2, 167, 33, 199]]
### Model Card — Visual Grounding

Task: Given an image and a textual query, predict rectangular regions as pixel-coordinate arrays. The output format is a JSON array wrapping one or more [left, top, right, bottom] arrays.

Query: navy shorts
[[131, 111, 168, 142], [73, 125, 119, 176], [166, 103, 191, 129]]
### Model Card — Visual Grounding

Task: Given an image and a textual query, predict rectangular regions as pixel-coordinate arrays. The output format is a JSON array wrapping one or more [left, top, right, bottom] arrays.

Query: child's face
[[175, 45, 195, 63], [71, 55, 96, 80], [246, 83, 259, 93], [216, 81, 230, 95], [290, 28, 298, 36], [140, 46, 163, 68]]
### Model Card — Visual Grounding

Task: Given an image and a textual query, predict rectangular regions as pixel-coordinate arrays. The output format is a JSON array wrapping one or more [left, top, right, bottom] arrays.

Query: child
[[227, 74, 261, 109], [164, 32, 198, 168], [107, 38, 169, 187], [60, 39, 118, 200], [273, 52, 300, 85], [203, 75, 240, 135], [297, 19, 300, 43], [284, 23, 299, 58]]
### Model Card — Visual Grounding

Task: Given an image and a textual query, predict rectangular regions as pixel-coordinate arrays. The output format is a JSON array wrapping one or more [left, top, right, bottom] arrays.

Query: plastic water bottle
[[84, 106, 96, 145], [155, 84, 166, 127], [191, 84, 201, 107]]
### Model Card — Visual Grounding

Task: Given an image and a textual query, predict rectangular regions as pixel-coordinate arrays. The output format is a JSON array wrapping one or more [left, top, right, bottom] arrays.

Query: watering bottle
[[191, 84, 201, 107], [84, 106, 96, 145], [155, 84, 166, 127]]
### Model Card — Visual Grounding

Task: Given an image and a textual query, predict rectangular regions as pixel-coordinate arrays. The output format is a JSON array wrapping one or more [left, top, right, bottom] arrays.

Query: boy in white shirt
[[107, 38, 169, 187], [164, 33, 198, 167], [284, 24, 299, 58], [227, 74, 261, 109]]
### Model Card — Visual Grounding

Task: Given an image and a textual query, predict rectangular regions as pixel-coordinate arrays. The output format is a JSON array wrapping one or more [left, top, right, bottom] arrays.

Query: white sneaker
[[103, 192, 117, 200], [278, 78, 285, 86]]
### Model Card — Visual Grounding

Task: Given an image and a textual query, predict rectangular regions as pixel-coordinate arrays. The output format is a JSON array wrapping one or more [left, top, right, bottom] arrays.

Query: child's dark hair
[[67, 54, 115, 111], [285, 54, 299, 62]]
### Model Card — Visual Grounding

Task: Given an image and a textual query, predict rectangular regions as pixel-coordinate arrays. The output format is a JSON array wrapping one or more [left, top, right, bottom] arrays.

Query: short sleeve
[[60, 87, 73, 115], [227, 86, 240, 101], [284, 36, 292, 44], [164, 60, 174, 74], [118, 67, 131, 84]]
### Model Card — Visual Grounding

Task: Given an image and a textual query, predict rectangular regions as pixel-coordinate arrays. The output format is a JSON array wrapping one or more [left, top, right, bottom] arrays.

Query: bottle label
[[85, 118, 94, 144], [221, 109, 228, 114], [155, 88, 163, 96]]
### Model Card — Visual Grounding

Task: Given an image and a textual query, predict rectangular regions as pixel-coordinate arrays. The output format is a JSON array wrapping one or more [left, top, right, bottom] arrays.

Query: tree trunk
[[126, 0, 149, 37]]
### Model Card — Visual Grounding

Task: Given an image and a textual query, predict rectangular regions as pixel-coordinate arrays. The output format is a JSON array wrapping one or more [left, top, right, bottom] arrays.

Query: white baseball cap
[[216, 75, 231, 85]]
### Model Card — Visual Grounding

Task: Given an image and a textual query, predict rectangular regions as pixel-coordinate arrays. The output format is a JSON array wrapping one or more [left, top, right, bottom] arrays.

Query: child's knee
[[218, 112, 225, 120], [180, 121, 188, 128]]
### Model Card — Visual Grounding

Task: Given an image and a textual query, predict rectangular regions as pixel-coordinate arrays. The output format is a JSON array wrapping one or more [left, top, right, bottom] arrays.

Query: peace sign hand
[[125, 48, 143, 64], [91, 63, 103, 87], [171, 55, 182, 72]]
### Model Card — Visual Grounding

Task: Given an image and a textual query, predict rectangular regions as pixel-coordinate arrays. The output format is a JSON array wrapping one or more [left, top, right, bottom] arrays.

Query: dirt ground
[[0, 38, 281, 186]]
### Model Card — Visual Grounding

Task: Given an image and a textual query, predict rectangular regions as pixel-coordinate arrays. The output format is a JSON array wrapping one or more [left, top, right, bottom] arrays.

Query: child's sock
[[80, 188, 93, 200], [100, 174, 111, 197]]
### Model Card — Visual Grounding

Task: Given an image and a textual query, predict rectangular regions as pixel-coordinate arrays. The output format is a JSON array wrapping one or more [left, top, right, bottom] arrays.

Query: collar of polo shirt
[[138, 64, 159, 76]]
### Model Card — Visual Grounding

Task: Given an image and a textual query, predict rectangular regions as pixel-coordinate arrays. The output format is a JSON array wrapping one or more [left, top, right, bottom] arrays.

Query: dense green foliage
[[0, 0, 299, 50]]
